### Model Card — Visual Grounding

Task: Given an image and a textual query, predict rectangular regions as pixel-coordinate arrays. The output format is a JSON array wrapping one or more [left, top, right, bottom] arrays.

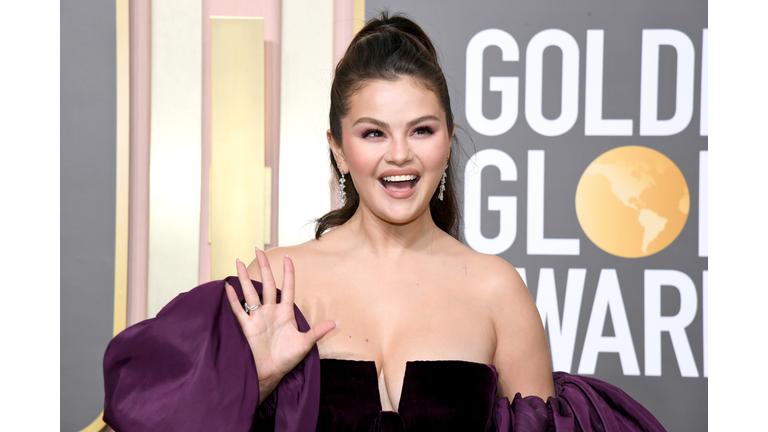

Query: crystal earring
[[438, 165, 447, 201], [338, 168, 347, 206]]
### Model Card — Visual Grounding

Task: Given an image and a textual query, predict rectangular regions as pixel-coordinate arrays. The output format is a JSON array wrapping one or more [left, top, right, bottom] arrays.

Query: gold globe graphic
[[575, 146, 689, 258]]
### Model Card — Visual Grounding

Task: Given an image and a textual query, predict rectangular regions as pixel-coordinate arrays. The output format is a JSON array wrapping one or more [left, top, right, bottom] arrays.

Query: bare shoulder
[[453, 244, 529, 306], [246, 240, 322, 284]]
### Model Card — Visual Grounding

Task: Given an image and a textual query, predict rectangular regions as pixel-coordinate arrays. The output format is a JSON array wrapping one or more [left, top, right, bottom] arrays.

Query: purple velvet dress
[[103, 277, 666, 431]]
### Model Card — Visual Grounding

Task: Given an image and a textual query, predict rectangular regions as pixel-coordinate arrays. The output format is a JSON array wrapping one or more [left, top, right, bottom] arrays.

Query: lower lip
[[379, 179, 419, 199]]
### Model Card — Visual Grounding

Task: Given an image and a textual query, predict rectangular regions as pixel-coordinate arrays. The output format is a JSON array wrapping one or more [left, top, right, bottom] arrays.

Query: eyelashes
[[413, 126, 434, 136], [360, 126, 435, 139], [362, 129, 384, 138]]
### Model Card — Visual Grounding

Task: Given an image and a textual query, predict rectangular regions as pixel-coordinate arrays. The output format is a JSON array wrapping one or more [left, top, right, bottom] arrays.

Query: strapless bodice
[[317, 359, 499, 432], [103, 278, 668, 432]]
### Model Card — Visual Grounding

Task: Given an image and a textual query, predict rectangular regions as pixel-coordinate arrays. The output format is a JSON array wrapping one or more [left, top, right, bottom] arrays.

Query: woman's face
[[330, 77, 452, 225]]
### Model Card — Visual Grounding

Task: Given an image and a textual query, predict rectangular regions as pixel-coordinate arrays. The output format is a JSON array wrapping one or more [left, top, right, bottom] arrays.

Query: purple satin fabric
[[493, 373, 666, 431], [103, 279, 665, 431], [103, 277, 320, 432]]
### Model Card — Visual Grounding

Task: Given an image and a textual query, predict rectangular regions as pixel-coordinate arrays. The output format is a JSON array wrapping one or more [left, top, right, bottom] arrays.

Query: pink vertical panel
[[263, 0, 281, 250], [333, 0, 355, 67], [330, 0, 355, 209], [127, 0, 151, 326], [200, 0, 282, 284]]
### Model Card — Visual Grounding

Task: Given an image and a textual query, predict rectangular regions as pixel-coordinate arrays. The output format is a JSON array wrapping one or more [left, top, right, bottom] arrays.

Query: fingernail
[[334, 321, 341, 327], [236, 258, 242, 264]]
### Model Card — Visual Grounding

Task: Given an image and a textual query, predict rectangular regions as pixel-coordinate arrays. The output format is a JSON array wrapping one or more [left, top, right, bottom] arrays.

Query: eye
[[362, 129, 384, 138], [413, 126, 434, 136]]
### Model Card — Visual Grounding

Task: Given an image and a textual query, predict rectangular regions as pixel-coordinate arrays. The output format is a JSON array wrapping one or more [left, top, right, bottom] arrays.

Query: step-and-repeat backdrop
[[368, 1, 707, 430]]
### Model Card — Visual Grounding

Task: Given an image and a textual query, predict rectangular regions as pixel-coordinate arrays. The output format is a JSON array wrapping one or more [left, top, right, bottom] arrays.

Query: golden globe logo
[[462, 25, 707, 380], [463, 146, 706, 378], [575, 146, 690, 258]]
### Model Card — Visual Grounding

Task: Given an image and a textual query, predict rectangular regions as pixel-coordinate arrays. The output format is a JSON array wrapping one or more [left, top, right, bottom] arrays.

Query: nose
[[386, 135, 413, 165]]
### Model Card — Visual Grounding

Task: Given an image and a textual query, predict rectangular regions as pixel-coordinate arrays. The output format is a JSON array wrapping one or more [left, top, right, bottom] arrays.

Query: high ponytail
[[315, 11, 460, 239]]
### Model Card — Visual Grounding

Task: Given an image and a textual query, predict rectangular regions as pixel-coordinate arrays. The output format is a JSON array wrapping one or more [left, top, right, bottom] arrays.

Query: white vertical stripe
[[279, 0, 334, 246], [148, 0, 202, 317]]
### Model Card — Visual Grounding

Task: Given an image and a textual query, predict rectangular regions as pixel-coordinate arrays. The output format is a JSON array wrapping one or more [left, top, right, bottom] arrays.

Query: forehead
[[345, 78, 445, 123]]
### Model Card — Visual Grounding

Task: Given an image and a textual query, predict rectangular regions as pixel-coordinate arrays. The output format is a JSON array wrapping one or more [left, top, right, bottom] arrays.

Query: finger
[[236, 258, 261, 309], [303, 319, 337, 347], [224, 282, 248, 323], [280, 255, 295, 307], [257, 248, 277, 305]]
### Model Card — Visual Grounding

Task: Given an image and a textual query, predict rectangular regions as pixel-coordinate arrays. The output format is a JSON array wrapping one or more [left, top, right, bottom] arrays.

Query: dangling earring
[[438, 165, 447, 201], [338, 168, 347, 206]]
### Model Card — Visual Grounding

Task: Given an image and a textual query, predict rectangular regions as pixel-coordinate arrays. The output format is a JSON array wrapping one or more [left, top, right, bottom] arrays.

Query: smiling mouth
[[379, 174, 420, 191]]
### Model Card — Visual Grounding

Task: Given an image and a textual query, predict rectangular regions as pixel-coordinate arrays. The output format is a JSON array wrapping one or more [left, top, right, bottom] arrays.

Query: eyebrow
[[352, 115, 441, 129]]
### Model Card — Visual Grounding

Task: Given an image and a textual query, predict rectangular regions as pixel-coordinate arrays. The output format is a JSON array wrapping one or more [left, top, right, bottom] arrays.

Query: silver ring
[[244, 301, 259, 312]]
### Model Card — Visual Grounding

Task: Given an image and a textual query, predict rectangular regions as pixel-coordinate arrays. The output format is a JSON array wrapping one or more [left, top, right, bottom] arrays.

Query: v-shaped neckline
[[319, 358, 497, 413]]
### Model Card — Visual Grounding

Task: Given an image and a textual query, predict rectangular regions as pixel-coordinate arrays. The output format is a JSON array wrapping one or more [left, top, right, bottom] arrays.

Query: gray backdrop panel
[[61, 0, 117, 430]]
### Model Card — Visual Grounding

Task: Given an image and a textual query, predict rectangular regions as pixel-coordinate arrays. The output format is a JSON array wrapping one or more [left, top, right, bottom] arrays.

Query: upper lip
[[378, 169, 420, 179]]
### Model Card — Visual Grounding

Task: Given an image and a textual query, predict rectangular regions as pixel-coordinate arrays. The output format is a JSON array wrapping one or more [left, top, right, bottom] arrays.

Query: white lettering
[[703, 270, 708, 378], [699, 151, 708, 257], [584, 30, 633, 136], [578, 269, 640, 376], [535, 268, 587, 373], [464, 149, 518, 254], [527, 150, 580, 255], [639, 29, 696, 136], [525, 29, 580, 136], [700, 29, 708, 136], [644, 269, 699, 377], [465, 29, 519, 136]]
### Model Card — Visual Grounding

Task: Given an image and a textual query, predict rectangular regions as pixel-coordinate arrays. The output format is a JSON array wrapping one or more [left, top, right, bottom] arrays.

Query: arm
[[483, 262, 667, 430], [486, 257, 555, 400], [225, 249, 336, 406]]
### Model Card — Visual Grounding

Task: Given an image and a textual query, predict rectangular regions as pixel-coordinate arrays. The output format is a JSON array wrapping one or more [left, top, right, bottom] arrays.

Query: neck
[[340, 204, 443, 259]]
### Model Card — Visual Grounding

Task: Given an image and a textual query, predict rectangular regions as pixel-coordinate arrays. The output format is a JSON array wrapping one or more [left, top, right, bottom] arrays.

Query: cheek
[[423, 143, 450, 170], [344, 144, 379, 175]]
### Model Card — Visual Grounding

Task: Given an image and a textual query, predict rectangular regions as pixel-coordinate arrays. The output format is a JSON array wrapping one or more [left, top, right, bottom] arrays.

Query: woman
[[104, 12, 664, 432]]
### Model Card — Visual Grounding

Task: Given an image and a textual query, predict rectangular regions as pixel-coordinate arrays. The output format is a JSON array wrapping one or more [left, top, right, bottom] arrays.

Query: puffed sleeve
[[493, 372, 666, 431], [103, 277, 322, 432]]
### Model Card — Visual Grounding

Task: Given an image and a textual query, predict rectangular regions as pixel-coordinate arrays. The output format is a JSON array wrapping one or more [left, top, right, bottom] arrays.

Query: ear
[[446, 122, 455, 163], [327, 130, 347, 173]]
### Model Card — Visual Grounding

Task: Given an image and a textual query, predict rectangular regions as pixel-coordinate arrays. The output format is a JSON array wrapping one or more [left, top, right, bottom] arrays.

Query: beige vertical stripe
[[147, 0, 202, 318], [278, 0, 334, 246], [354, 0, 365, 34], [114, 0, 130, 338], [210, 17, 267, 280]]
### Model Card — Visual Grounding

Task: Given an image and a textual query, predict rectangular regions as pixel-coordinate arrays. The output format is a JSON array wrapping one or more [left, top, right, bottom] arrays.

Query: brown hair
[[314, 11, 460, 239]]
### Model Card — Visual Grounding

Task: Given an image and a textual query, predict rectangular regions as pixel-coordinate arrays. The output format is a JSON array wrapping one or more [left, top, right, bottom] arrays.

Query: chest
[[292, 261, 497, 410]]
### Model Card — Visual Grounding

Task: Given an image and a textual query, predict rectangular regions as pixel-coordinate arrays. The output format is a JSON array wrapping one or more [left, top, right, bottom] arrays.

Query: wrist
[[257, 376, 281, 406]]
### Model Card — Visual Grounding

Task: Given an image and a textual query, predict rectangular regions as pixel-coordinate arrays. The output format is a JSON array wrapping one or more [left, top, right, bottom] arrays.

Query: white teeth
[[382, 174, 417, 182]]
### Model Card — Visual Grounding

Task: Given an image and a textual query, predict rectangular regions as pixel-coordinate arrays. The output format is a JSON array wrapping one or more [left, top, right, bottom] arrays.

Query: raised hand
[[224, 249, 337, 406]]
